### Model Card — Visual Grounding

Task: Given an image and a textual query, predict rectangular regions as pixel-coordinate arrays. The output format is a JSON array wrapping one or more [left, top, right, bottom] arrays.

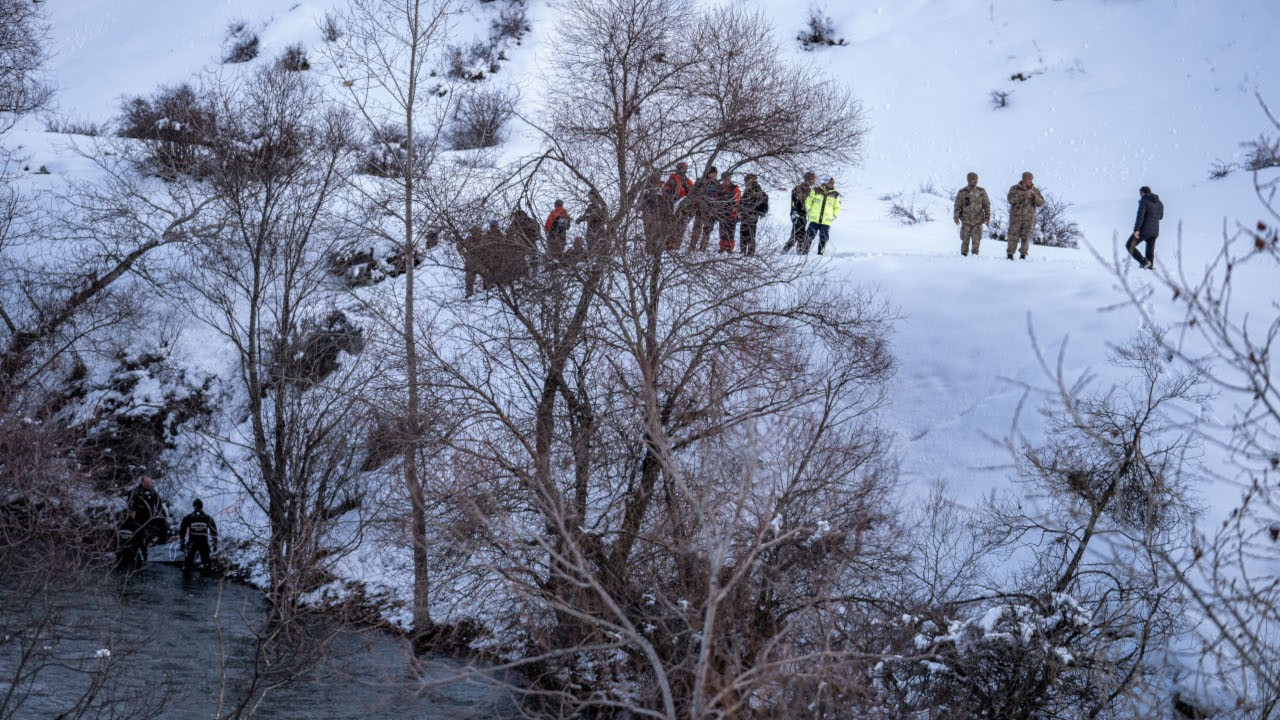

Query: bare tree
[[874, 331, 1206, 719], [404, 0, 894, 714], [178, 67, 376, 617], [324, 0, 464, 644], [0, 0, 53, 140]]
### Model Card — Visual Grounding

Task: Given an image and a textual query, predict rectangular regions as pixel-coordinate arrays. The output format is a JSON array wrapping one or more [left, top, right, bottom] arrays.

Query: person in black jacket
[[783, 172, 816, 253], [178, 498, 218, 572], [125, 475, 168, 559], [738, 174, 769, 256], [1127, 186, 1164, 269]]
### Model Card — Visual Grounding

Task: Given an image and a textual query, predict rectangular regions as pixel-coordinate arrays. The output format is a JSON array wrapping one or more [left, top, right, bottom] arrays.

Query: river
[[0, 562, 521, 719]]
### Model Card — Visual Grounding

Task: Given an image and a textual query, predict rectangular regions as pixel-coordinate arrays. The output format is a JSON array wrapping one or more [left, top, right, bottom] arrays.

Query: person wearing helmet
[[178, 498, 218, 572]]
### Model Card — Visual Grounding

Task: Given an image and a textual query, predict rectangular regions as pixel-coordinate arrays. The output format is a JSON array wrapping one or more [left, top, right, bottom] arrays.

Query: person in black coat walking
[[1127, 186, 1164, 269], [738, 174, 769, 256], [178, 498, 218, 572]]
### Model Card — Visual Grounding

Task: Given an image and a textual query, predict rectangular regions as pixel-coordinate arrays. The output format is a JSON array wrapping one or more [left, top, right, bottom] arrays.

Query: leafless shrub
[[1208, 158, 1236, 179], [1242, 132, 1280, 171], [276, 42, 311, 71], [490, 3, 531, 45], [447, 86, 515, 150], [116, 82, 217, 177], [222, 20, 260, 64], [320, 11, 342, 42], [797, 4, 848, 50], [881, 190, 934, 225], [1033, 190, 1083, 247], [990, 89, 1011, 110], [43, 115, 108, 136]]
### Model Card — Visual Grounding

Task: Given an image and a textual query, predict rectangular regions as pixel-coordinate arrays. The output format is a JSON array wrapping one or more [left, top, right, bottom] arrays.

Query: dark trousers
[[740, 217, 759, 255], [783, 214, 808, 253], [185, 537, 212, 570], [807, 222, 832, 254], [1126, 234, 1156, 266]]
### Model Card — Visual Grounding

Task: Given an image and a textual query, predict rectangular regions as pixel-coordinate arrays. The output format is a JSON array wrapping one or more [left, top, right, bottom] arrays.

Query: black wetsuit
[[179, 510, 218, 571]]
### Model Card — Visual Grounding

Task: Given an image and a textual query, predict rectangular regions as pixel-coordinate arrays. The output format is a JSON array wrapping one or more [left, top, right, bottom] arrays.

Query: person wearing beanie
[[953, 172, 991, 256], [1005, 171, 1045, 260], [804, 176, 843, 255], [784, 172, 817, 253], [178, 498, 219, 572]]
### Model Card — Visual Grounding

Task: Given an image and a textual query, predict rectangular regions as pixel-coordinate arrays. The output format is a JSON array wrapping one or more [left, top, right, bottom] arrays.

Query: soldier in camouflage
[[953, 172, 990, 256], [1005, 171, 1045, 260]]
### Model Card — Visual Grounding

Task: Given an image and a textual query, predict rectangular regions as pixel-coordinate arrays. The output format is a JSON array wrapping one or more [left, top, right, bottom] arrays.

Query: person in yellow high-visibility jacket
[[805, 177, 843, 255]]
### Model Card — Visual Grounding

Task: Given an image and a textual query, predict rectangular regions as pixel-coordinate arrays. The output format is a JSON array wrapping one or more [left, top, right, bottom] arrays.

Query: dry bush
[[222, 20, 259, 64], [446, 86, 515, 150], [797, 4, 848, 50]]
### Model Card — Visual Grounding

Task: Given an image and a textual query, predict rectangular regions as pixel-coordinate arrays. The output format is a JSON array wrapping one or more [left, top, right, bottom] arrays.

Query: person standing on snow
[[544, 199, 572, 260], [577, 189, 610, 256], [805, 176, 843, 255], [738, 174, 769, 256], [783, 172, 817, 253], [1005, 171, 1045, 260], [953, 172, 991, 256], [661, 162, 696, 251], [1127, 186, 1163, 270], [688, 167, 720, 252], [713, 174, 742, 254], [178, 498, 218, 572]]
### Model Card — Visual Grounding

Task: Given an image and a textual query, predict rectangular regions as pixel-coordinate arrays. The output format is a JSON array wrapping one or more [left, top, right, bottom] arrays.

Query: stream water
[[0, 562, 520, 719]]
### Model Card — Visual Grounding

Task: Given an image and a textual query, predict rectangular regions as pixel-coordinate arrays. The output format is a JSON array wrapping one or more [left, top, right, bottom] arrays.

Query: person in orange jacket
[[544, 199, 572, 259]]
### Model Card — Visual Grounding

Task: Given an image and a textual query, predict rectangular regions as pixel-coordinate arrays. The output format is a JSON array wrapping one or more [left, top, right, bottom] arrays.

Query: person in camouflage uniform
[[953, 172, 990, 256], [1005, 171, 1045, 260]]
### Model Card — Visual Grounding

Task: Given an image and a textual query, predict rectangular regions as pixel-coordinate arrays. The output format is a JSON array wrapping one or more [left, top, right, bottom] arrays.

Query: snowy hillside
[[6, 0, 1280, 715], [21, 0, 1278, 509]]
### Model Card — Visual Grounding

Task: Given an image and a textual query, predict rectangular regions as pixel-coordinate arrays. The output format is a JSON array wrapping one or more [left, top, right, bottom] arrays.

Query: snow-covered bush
[[116, 82, 216, 177], [990, 88, 1011, 109], [490, 2, 531, 46]]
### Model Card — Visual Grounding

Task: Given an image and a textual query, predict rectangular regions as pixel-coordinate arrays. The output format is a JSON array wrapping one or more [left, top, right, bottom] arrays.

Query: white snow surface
[[9, 0, 1280, 700]]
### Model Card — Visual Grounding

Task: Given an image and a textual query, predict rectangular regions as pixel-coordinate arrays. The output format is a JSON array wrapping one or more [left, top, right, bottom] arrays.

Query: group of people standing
[[456, 164, 1165, 298], [647, 163, 771, 255], [952, 171, 1163, 268], [950, 171, 1047, 260], [115, 474, 218, 573]]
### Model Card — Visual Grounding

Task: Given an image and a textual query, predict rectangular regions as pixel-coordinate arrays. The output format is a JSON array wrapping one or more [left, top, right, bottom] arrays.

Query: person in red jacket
[[713, 174, 742, 254], [663, 161, 695, 199], [662, 162, 696, 251], [544, 199, 571, 259]]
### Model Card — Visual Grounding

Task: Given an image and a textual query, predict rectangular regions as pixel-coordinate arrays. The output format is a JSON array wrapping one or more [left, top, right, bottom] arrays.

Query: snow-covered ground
[[10, 0, 1279, 685]]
